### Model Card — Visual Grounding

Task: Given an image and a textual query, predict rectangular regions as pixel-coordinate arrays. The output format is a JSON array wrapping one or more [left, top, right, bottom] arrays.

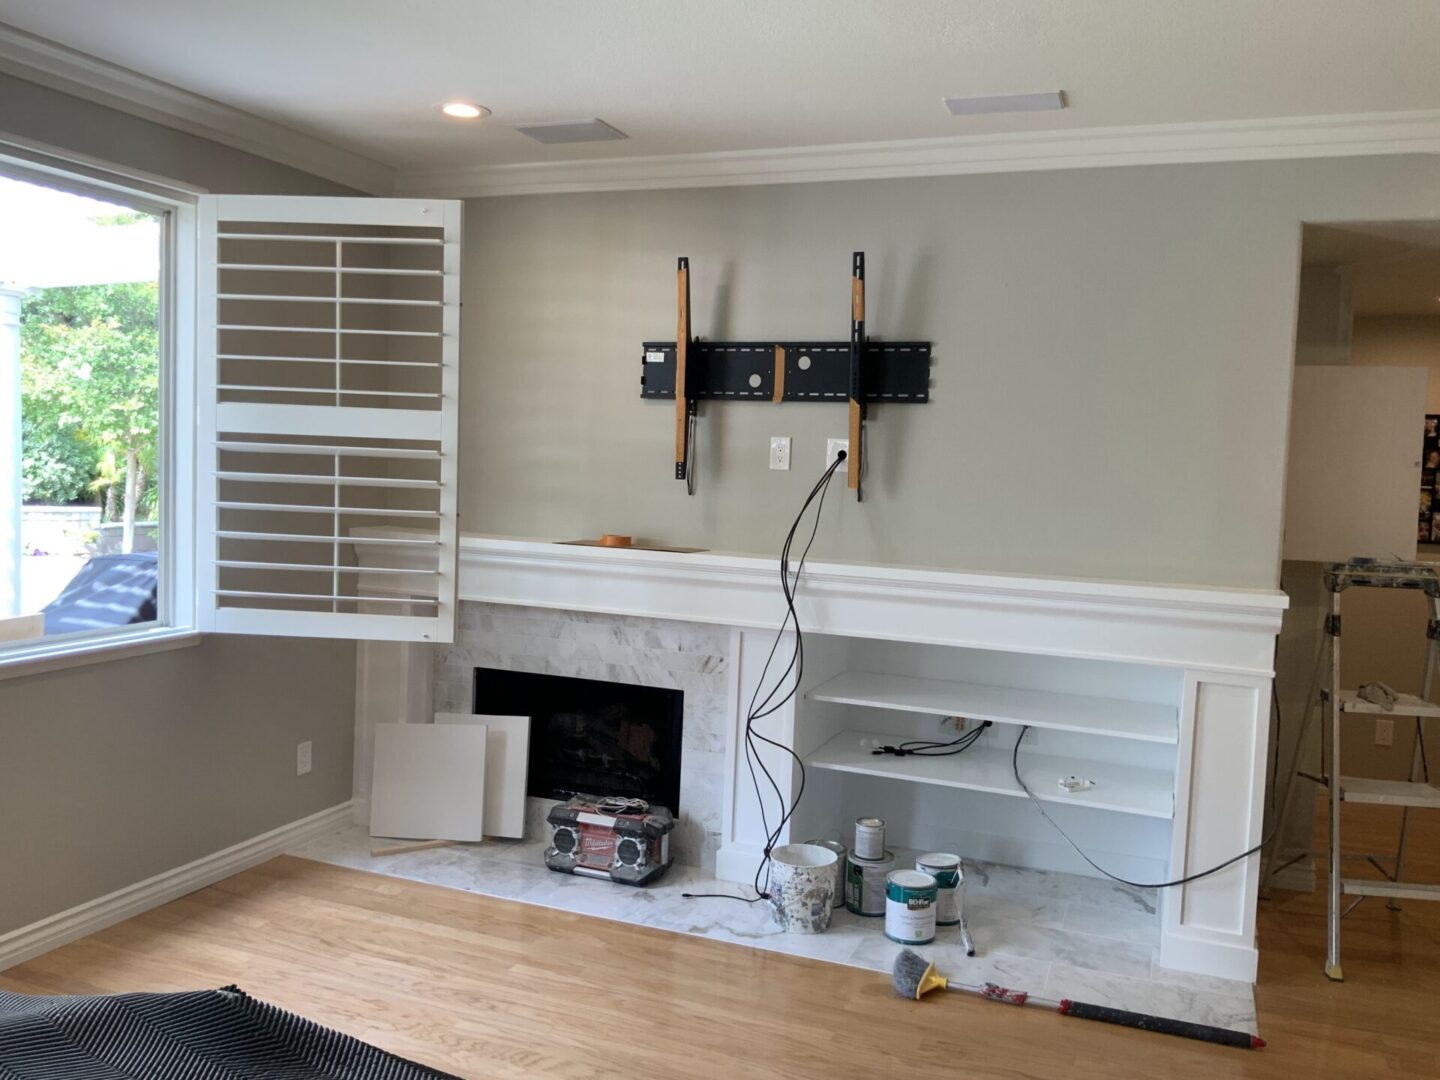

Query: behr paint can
[[844, 850, 895, 916], [916, 853, 963, 926], [806, 839, 848, 908], [885, 870, 938, 945], [854, 817, 886, 860]]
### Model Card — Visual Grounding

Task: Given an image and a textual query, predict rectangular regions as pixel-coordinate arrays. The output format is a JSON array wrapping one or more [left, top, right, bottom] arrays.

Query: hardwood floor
[[2, 801, 1436, 1080]]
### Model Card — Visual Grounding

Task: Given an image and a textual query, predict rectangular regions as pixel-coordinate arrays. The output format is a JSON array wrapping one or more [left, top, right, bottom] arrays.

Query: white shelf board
[[1340, 776, 1440, 809], [806, 671, 1178, 744], [804, 729, 1175, 819], [1334, 689, 1440, 718]]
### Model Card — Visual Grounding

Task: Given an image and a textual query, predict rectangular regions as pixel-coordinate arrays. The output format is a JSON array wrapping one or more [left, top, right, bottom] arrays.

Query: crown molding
[[394, 108, 1440, 198], [0, 23, 394, 194]]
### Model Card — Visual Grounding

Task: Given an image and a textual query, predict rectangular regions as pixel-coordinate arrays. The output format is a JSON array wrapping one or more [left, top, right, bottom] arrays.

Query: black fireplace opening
[[474, 667, 684, 814]]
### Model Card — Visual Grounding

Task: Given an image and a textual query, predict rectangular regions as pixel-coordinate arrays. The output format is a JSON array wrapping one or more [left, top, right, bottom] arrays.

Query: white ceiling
[[2, 0, 1440, 190], [1305, 224, 1440, 317]]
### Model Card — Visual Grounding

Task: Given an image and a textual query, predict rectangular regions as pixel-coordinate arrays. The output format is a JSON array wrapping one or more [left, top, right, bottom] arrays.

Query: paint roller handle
[[1059, 999, 1264, 1050]]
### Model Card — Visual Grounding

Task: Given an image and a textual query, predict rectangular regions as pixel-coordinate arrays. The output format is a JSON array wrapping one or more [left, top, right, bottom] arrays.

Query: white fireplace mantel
[[442, 535, 1287, 675], [354, 532, 1288, 982]]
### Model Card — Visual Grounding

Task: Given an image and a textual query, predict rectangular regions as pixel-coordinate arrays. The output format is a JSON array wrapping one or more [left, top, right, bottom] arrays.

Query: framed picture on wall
[[1421, 414, 1440, 543]]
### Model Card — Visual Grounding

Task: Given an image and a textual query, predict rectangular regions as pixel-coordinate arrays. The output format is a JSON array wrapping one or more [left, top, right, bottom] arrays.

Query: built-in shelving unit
[[807, 671, 1178, 744], [802, 670, 1178, 822], [804, 729, 1175, 819]]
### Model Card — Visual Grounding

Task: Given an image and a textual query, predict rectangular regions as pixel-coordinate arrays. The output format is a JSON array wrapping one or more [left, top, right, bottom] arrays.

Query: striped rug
[[0, 985, 460, 1079]]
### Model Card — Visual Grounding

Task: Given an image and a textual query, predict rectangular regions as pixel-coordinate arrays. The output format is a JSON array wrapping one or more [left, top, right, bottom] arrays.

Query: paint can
[[767, 843, 838, 934], [916, 853, 963, 926], [844, 850, 895, 916], [854, 816, 886, 860], [885, 870, 938, 945], [806, 839, 848, 908]]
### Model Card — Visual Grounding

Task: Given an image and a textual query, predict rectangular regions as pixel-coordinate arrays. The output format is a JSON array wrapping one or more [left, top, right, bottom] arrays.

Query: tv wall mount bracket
[[641, 253, 931, 500]]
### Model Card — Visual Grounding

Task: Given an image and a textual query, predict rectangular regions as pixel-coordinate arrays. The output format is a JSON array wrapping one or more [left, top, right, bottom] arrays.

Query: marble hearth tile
[[681, 695, 728, 754], [962, 889, 1069, 932], [379, 846, 551, 901], [963, 859, 1157, 915], [679, 748, 724, 826], [1062, 899, 1162, 947], [1149, 964, 1258, 998], [1043, 963, 1258, 1035], [644, 889, 874, 967], [591, 640, 727, 675], [964, 922, 1155, 979], [846, 932, 1053, 996], [289, 823, 1257, 1036]]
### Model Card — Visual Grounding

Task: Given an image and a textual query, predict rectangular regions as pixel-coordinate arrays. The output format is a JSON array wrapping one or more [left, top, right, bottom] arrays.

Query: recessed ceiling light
[[441, 102, 489, 120], [943, 91, 1066, 116]]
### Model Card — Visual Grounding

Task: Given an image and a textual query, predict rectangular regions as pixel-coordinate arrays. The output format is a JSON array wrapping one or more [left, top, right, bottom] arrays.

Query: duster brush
[[890, 949, 1264, 1051]]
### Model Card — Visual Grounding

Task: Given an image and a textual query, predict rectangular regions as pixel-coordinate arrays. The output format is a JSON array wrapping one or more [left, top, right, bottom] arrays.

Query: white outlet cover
[[770, 436, 792, 471], [826, 438, 849, 471], [296, 740, 312, 776]]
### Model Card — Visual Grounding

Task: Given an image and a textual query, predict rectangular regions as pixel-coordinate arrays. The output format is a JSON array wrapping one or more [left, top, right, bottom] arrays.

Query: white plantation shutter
[[197, 195, 460, 643]]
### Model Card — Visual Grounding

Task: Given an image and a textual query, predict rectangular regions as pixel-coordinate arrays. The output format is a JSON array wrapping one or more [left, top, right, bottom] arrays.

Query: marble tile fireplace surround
[[347, 534, 1288, 992]]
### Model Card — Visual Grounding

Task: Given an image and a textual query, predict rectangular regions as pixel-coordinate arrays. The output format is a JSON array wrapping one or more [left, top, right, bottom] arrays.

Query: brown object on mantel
[[600, 534, 632, 548], [556, 538, 708, 553]]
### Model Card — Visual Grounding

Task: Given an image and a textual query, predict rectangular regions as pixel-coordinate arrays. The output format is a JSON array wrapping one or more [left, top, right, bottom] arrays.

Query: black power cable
[[684, 451, 847, 904], [871, 721, 991, 757], [1010, 725, 1280, 891]]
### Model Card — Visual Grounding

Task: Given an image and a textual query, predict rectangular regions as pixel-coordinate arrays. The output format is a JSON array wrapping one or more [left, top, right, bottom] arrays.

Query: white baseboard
[[0, 801, 353, 973], [1158, 929, 1259, 983]]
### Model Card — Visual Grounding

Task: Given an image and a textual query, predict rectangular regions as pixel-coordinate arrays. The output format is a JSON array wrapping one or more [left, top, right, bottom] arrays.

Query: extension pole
[[894, 949, 1263, 1050]]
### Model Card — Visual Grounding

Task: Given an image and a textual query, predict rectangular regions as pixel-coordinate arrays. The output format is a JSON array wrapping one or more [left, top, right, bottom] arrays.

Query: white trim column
[[0, 284, 27, 618], [1160, 669, 1271, 981], [716, 627, 803, 885]]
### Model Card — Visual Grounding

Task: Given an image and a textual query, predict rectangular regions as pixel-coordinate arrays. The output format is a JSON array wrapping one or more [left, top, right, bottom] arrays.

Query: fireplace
[[473, 666, 685, 814]]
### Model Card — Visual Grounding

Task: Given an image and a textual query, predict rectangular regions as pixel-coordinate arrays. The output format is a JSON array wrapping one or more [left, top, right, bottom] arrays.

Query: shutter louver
[[197, 196, 460, 642]]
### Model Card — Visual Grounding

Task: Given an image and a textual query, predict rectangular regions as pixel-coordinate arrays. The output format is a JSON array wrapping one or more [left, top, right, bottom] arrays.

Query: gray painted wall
[[461, 156, 1440, 589], [0, 636, 356, 932], [0, 76, 357, 937]]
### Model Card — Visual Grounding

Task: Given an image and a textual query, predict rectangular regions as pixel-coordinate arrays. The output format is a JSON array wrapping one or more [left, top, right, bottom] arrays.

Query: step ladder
[[1319, 560, 1440, 981]]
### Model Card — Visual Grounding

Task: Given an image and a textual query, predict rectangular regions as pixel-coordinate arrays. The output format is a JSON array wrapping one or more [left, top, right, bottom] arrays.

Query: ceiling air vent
[[511, 118, 628, 144], [943, 91, 1066, 116]]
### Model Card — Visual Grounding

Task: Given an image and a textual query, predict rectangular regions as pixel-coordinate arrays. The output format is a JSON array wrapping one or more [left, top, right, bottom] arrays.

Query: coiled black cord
[[685, 451, 846, 904]]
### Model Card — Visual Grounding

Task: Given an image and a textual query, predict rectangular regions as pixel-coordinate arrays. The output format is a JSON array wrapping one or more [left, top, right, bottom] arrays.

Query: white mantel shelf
[[449, 534, 1287, 677]]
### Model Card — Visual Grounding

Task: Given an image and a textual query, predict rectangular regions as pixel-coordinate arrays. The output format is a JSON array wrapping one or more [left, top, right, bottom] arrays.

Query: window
[[1, 168, 167, 654], [0, 144, 461, 671]]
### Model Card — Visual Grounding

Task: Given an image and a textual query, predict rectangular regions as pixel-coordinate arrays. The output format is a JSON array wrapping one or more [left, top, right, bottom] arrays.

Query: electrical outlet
[[1375, 717, 1394, 747], [826, 438, 849, 471], [769, 436, 792, 471], [940, 715, 967, 733], [296, 740, 313, 776]]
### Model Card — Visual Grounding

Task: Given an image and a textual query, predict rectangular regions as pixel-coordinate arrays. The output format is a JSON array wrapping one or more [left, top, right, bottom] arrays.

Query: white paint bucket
[[806, 838, 848, 908], [767, 843, 838, 934], [885, 869, 938, 945], [844, 850, 895, 916], [916, 853, 963, 926], [854, 817, 886, 860]]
